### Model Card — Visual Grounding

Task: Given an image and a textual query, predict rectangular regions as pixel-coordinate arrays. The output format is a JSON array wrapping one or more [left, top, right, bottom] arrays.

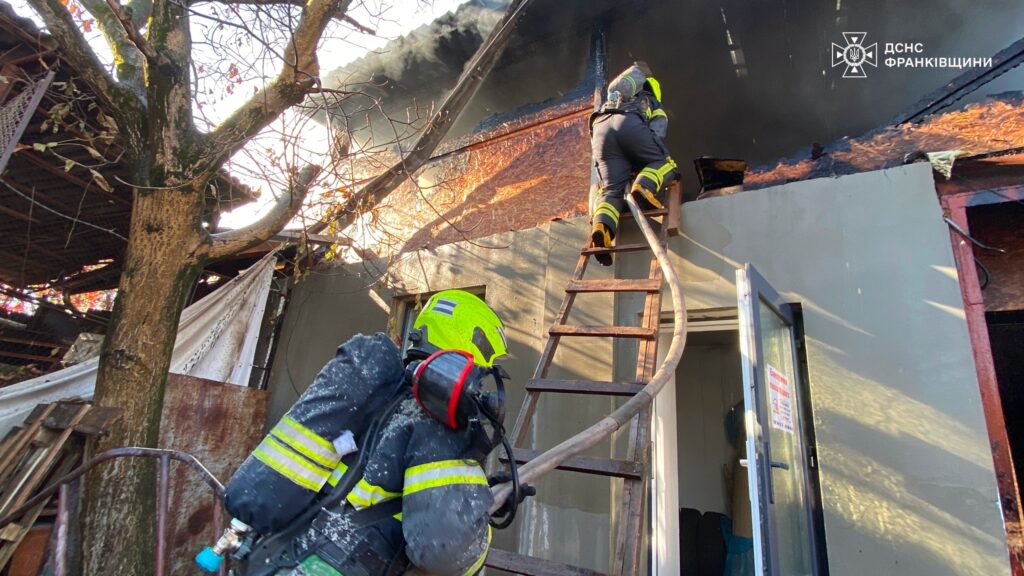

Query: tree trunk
[[81, 185, 204, 575]]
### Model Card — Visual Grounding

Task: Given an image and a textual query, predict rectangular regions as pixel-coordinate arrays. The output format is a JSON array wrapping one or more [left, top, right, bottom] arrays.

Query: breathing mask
[[406, 349, 523, 528]]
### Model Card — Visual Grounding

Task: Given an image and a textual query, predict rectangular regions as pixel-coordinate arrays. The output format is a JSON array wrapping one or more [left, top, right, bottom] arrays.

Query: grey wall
[[640, 163, 1006, 576], [265, 162, 1010, 575]]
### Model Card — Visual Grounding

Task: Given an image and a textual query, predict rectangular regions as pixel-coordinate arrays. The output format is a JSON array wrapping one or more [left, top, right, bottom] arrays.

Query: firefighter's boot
[[591, 222, 614, 267], [631, 182, 664, 210]]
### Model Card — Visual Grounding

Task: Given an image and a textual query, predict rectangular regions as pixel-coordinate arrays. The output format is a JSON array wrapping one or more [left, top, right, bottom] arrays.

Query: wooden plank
[[0, 350, 60, 363], [3, 405, 88, 513], [565, 278, 661, 293], [581, 242, 649, 256], [548, 325, 656, 340], [666, 181, 682, 237], [485, 548, 606, 576], [0, 453, 76, 570], [0, 203, 39, 224], [621, 207, 668, 220], [0, 405, 56, 486], [526, 379, 644, 397], [507, 449, 643, 480], [0, 335, 67, 349], [44, 404, 120, 436], [614, 222, 666, 575]]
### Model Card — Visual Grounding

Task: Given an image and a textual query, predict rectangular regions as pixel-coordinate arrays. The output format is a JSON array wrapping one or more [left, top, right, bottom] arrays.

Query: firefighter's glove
[[632, 186, 664, 210], [487, 472, 536, 518]]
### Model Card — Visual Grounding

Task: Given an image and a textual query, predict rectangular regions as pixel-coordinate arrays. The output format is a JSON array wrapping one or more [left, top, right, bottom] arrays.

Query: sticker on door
[[767, 364, 794, 433]]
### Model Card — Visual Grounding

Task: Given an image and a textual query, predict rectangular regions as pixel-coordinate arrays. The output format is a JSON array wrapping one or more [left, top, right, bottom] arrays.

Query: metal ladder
[[486, 183, 681, 576]]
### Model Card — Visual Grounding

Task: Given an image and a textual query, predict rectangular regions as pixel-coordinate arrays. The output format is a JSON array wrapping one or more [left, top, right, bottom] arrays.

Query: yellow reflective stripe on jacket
[[462, 525, 492, 576], [253, 436, 331, 492], [594, 202, 620, 226], [403, 460, 488, 496], [272, 416, 340, 469], [650, 108, 667, 120], [327, 461, 349, 487], [347, 477, 401, 509], [659, 157, 678, 174]]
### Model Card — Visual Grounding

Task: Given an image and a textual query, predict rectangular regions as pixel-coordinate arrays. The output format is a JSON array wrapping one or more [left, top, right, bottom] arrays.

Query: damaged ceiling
[[323, 0, 1024, 192]]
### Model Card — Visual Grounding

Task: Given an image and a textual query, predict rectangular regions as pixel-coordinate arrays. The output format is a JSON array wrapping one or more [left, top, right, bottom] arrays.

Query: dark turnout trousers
[[591, 112, 678, 239]]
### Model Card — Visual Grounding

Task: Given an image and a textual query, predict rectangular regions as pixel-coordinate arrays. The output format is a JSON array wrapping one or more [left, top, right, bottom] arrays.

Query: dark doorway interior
[[969, 201, 1024, 484], [987, 311, 1024, 483]]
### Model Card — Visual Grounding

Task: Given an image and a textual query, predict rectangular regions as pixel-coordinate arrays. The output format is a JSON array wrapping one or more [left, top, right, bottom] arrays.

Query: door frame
[[737, 264, 820, 576], [941, 186, 1024, 573], [652, 310, 740, 576]]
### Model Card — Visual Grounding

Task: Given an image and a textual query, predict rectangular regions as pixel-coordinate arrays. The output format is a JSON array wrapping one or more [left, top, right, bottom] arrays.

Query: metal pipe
[[214, 502, 227, 576], [490, 193, 688, 511], [54, 483, 69, 576], [155, 454, 170, 576], [0, 447, 224, 527]]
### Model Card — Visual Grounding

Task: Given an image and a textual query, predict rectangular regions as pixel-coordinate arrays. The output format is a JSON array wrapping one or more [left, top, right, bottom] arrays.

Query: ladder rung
[[581, 242, 650, 255], [508, 449, 643, 479], [622, 207, 668, 219], [527, 379, 644, 397], [485, 549, 606, 576], [566, 279, 661, 293], [549, 325, 656, 339]]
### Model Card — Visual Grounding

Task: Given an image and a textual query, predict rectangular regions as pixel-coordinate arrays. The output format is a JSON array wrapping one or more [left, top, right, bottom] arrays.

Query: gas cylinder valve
[[196, 518, 253, 572]]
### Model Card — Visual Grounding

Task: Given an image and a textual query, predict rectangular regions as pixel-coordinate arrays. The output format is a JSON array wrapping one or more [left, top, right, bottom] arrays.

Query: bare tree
[[19, 0, 532, 570]]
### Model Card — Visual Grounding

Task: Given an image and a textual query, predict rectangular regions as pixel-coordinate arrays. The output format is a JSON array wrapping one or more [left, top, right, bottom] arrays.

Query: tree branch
[[309, 0, 534, 236], [202, 164, 321, 260], [102, 0, 162, 62], [76, 0, 146, 95], [192, 0, 372, 29], [26, 0, 145, 134], [201, 0, 352, 172]]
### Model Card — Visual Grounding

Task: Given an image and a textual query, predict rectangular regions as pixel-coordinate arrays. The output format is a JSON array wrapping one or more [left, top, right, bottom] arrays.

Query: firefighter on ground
[[590, 62, 679, 266], [199, 290, 519, 576]]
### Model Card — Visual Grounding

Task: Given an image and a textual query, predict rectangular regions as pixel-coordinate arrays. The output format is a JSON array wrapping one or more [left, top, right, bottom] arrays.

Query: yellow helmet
[[411, 290, 508, 367]]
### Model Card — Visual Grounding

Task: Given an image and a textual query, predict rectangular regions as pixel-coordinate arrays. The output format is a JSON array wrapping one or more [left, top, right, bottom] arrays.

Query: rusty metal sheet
[[159, 374, 266, 576]]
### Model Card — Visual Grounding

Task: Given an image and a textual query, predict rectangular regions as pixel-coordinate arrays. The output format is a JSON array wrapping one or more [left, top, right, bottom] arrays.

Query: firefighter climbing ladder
[[486, 183, 684, 576]]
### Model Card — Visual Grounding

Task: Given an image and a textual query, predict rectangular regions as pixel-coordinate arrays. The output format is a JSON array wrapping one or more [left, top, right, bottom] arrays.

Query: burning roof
[[745, 93, 1024, 190]]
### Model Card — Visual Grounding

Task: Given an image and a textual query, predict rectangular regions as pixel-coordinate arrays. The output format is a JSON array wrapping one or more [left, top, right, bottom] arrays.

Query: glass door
[[736, 264, 818, 576]]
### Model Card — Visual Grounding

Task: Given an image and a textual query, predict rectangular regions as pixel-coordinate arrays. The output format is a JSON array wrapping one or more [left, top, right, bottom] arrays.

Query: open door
[[737, 264, 819, 576]]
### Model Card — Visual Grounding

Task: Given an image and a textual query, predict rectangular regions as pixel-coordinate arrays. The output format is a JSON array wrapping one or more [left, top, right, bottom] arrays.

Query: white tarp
[[0, 253, 276, 436]]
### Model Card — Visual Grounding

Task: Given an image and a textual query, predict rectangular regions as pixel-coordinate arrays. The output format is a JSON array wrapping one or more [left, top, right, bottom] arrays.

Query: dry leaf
[[90, 169, 114, 193]]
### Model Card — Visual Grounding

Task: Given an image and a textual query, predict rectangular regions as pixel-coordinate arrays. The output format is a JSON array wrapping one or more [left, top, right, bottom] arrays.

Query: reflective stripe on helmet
[[413, 290, 507, 367], [253, 436, 331, 492], [272, 415, 341, 469], [403, 459, 488, 495]]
